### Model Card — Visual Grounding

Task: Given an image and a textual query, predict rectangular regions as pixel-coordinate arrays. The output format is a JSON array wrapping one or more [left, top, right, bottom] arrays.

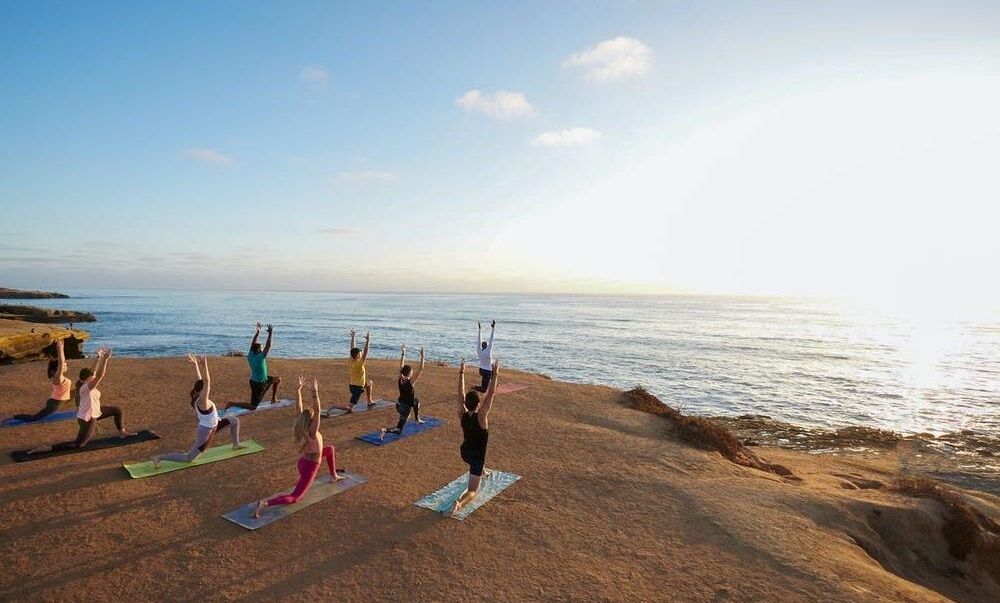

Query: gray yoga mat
[[223, 472, 367, 530], [322, 398, 394, 418]]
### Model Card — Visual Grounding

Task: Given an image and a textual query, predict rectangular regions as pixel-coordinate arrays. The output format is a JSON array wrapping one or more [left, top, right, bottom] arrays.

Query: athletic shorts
[[249, 377, 276, 408], [349, 384, 365, 405], [461, 446, 486, 477]]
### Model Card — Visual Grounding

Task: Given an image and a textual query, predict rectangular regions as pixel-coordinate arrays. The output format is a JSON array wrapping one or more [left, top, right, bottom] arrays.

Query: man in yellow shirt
[[343, 329, 375, 412]]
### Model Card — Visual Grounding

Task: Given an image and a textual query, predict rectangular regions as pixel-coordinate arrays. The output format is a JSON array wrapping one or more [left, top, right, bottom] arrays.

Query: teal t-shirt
[[247, 350, 268, 382]]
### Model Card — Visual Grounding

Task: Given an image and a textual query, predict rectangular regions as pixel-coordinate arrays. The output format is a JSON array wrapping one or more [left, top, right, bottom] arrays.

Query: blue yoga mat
[[2, 410, 76, 428], [357, 417, 442, 446], [414, 470, 521, 520]]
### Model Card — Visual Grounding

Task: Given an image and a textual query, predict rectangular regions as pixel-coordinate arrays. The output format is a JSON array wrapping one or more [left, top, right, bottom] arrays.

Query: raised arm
[[479, 360, 500, 420], [310, 378, 321, 437], [486, 319, 496, 351], [411, 347, 426, 384], [458, 358, 467, 416], [295, 376, 305, 414], [91, 348, 111, 389], [250, 322, 262, 352], [52, 339, 66, 385], [262, 324, 274, 356], [361, 332, 370, 363], [399, 344, 406, 372], [197, 355, 211, 409], [187, 353, 202, 380], [478, 321, 482, 347], [349, 329, 357, 354]]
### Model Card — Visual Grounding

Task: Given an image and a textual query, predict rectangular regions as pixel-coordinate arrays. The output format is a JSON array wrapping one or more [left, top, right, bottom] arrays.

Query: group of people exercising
[[6, 319, 502, 517]]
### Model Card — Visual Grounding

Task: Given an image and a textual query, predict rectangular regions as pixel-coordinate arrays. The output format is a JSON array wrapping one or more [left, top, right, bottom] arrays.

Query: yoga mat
[[357, 417, 443, 446], [218, 398, 294, 418], [414, 470, 521, 520], [322, 398, 394, 418], [122, 439, 264, 478], [11, 429, 161, 462], [496, 383, 530, 395], [223, 472, 367, 530], [2, 410, 76, 428]]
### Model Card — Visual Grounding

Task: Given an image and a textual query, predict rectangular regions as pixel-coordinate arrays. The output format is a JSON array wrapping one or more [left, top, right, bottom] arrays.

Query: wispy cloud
[[318, 227, 362, 236], [183, 148, 237, 167], [563, 37, 652, 82], [455, 89, 536, 119], [337, 170, 396, 181], [531, 127, 602, 147], [300, 65, 329, 86]]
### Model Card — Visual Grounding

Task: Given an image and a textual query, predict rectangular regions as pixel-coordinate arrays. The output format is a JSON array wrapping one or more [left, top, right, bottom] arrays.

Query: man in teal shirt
[[227, 323, 280, 410]]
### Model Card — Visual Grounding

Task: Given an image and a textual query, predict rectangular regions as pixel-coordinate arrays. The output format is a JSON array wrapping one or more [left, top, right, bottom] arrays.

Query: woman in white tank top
[[152, 355, 244, 467]]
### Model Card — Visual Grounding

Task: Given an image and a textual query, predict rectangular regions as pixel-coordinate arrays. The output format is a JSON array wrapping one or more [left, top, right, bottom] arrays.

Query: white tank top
[[77, 383, 101, 421], [194, 399, 220, 429]]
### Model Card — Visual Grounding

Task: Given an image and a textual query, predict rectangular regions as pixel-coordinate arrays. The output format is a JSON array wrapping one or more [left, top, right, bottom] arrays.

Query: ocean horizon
[[15, 288, 1000, 439]]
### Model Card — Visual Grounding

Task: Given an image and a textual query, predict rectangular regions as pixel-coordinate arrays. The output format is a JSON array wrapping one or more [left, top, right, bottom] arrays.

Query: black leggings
[[50, 407, 124, 451], [13, 398, 63, 423], [387, 399, 419, 434]]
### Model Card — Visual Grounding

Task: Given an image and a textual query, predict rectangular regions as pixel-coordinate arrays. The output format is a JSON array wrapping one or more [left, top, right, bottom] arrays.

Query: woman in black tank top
[[379, 345, 426, 440], [449, 357, 500, 517]]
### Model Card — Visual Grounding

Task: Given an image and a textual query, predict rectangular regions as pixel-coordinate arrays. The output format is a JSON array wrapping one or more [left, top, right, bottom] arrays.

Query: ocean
[[17, 289, 1000, 438]]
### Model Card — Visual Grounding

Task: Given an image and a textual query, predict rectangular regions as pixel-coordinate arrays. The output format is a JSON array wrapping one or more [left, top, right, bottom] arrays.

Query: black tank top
[[398, 376, 415, 404], [461, 411, 489, 453]]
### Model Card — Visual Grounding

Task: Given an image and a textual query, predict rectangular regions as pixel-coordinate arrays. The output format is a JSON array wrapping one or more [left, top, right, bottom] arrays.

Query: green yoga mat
[[122, 439, 264, 478]]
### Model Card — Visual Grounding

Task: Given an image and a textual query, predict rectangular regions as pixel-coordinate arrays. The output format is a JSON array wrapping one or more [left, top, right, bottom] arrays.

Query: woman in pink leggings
[[254, 377, 345, 517]]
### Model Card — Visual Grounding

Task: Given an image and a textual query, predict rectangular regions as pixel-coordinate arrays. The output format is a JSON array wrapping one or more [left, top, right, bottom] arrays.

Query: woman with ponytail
[[151, 354, 243, 467], [254, 377, 345, 518]]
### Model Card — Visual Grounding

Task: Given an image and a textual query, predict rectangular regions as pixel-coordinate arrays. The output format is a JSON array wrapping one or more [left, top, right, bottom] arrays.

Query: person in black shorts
[[379, 344, 426, 440], [449, 357, 500, 516], [227, 323, 281, 411]]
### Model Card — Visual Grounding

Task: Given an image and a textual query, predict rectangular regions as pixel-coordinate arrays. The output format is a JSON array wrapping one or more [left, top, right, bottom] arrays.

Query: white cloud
[[300, 65, 329, 85], [337, 170, 397, 181], [455, 89, 536, 119], [531, 127, 602, 147], [563, 37, 652, 82], [318, 228, 361, 236], [183, 148, 237, 167]]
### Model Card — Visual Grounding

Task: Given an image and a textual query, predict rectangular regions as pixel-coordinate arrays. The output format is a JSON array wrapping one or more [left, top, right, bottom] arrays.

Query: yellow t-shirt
[[348, 357, 366, 386]]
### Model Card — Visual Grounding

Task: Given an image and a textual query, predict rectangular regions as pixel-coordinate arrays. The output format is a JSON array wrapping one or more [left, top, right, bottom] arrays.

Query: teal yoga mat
[[414, 470, 521, 520]]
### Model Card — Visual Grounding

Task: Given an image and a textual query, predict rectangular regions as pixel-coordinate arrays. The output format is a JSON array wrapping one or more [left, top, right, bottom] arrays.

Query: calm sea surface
[[17, 289, 1000, 437]]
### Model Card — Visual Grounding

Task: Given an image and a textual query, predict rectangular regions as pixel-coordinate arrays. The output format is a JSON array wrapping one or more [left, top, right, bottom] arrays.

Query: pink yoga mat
[[495, 383, 529, 395]]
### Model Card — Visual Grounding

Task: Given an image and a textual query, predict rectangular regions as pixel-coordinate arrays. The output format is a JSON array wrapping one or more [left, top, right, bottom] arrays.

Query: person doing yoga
[[253, 377, 345, 518], [341, 329, 374, 412], [228, 323, 281, 411], [448, 357, 500, 517], [3, 338, 72, 424], [152, 354, 244, 467], [379, 344, 426, 440], [475, 320, 496, 392], [26, 348, 134, 455]]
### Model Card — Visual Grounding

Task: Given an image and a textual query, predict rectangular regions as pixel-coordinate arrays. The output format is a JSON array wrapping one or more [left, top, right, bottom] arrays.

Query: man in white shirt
[[476, 320, 496, 392]]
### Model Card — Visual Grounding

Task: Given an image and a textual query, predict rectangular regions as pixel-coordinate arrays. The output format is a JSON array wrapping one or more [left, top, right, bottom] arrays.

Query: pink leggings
[[266, 445, 337, 507]]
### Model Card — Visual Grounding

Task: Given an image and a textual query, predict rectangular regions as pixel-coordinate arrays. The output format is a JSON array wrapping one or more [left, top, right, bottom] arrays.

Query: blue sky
[[2, 1, 999, 300]]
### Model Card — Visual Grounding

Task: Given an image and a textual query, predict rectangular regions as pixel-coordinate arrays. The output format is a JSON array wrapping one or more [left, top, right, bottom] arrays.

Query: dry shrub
[[893, 476, 1000, 572], [223, 349, 245, 357], [624, 387, 794, 478]]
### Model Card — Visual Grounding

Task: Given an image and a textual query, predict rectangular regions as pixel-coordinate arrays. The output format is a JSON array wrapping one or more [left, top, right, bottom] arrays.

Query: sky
[[1, 1, 999, 303]]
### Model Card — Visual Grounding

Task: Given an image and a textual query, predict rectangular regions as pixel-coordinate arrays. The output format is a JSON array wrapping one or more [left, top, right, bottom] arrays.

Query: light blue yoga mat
[[223, 472, 367, 530], [2, 409, 76, 428], [414, 470, 521, 520], [218, 398, 294, 418], [322, 398, 394, 418], [357, 417, 442, 446]]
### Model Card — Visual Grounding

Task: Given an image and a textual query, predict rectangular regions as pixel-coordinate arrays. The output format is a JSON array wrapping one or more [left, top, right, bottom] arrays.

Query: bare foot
[[232, 444, 247, 451], [333, 473, 347, 482], [119, 430, 137, 439], [253, 499, 266, 519], [27, 445, 53, 455], [152, 455, 162, 469], [345, 406, 354, 414], [367, 402, 376, 409], [416, 418, 426, 424], [379, 428, 387, 441]]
